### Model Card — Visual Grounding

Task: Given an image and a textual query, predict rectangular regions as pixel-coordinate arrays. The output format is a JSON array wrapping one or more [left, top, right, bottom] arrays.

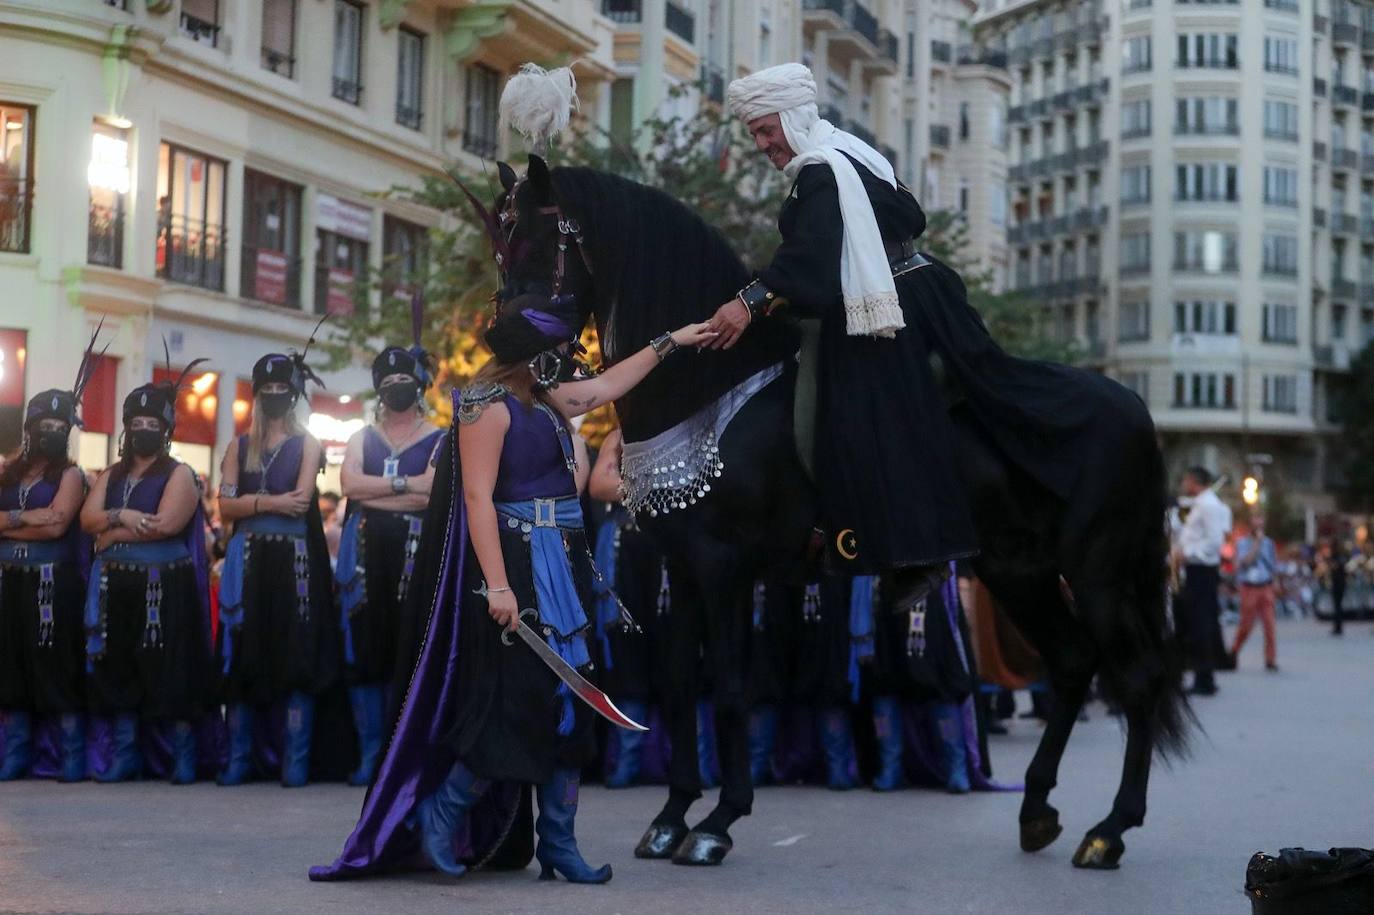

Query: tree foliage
[[1336, 342, 1374, 512]]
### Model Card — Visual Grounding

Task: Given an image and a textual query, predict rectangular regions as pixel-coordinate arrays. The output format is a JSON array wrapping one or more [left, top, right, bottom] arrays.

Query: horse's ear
[[497, 161, 517, 192], [527, 154, 553, 200]]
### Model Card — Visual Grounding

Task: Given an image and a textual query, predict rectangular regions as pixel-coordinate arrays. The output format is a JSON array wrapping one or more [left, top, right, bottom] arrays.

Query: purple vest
[[103, 461, 194, 543], [362, 426, 443, 478], [0, 472, 85, 557], [493, 395, 576, 502], [236, 434, 306, 495]]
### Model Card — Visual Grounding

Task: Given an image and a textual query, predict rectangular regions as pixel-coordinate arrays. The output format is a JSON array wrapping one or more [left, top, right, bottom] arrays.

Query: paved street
[[0, 619, 1370, 915]]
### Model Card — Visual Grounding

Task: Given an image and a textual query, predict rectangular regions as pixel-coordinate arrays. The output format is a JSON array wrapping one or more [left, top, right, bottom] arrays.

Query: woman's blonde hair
[[244, 396, 306, 473]]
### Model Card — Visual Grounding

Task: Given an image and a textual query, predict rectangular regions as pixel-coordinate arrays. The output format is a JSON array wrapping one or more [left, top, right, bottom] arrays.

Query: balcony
[[665, 1, 695, 43], [1314, 208, 1327, 227], [1364, 92, 1374, 111], [1034, 36, 1055, 59], [929, 124, 951, 149], [1333, 147, 1359, 170], [332, 76, 363, 105], [0, 177, 32, 253], [957, 46, 1008, 69], [601, 0, 641, 23], [1049, 214, 1071, 236], [1077, 139, 1110, 166], [878, 29, 899, 67], [1333, 21, 1359, 46], [1364, 31, 1374, 52], [462, 128, 499, 160], [1314, 78, 1328, 98], [179, 11, 219, 47], [1052, 90, 1074, 111], [1009, 104, 1026, 124], [1055, 28, 1077, 53], [1334, 84, 1359, 107], [701, 64, 725, 104], [1332, 277, 1358, 299], [1029, 98, 1051, 119], [1008, 163, 1028, 183], [262, 46, 295, 78], [1314, 141, 1328, 162], [1174, 122, 1240, 137], [1174, 257, 1239, 275], [1073, 206, 1109, 230], [88, 202, 122, 269], [1314, 14, 1328, 34], [802, 0, 880, 54], [1313, 344, 1351, 372], [931, 39, 952, 63], [1334, 212, 1360, 234], [156, 215, 225, 291], [1078, 20, 1104, 46]]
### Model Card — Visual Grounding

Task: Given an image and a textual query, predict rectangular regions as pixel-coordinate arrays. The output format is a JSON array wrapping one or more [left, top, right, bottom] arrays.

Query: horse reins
[[496, 176, 594, 301]]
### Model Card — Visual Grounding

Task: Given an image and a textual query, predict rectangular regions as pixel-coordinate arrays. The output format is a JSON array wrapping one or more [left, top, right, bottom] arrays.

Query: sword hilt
[[500, 608, 539, 646]]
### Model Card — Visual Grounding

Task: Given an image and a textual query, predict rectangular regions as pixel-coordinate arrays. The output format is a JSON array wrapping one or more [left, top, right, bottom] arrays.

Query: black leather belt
[[890, 250, 931, 278]]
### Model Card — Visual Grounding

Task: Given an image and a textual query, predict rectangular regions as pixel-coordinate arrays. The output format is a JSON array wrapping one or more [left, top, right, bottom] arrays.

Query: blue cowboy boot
[[871, 696, 907, 791], [818, 708, 857, 791], [748, 705, 779, 785], [535, 767, 613, 884], [415, 761, 488, 877], [57, 713, 86, 783], [217, 704, 254, 785], [95, 712, 141, 782], [0, 710, 33, 780], [281, 692, 315, 788], [170, 720, 197, 785], [696, 701, 719, 789], [347, 684, 385, 787], [933, 701, 970, 794], [605, 699, 648, 789]]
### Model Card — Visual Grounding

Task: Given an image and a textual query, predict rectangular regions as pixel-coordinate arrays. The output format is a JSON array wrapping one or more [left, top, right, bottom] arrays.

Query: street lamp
[[1242, 476, 1261, 506]]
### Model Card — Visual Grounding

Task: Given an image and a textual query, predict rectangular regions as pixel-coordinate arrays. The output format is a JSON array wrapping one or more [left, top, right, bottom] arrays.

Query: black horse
[[473, 154, 1190, 870]]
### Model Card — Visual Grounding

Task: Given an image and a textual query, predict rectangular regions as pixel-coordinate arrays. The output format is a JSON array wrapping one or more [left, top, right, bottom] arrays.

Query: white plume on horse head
[[500, 62, 579, 149]]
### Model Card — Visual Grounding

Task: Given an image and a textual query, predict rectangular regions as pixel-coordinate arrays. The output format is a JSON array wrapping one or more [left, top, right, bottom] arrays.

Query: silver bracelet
[[6, 509, 22, 528], [106, 508, 122, 529], [219, 483, 238, 498], [651, 332, 679, 361]]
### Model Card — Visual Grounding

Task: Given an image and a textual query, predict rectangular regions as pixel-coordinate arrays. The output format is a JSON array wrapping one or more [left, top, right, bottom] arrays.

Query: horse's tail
[[1087, 409, 1194, 762]]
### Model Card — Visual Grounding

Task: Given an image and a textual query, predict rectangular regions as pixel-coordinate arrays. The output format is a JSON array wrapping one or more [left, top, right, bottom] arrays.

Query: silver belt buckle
[[534, 498, 558, 528]]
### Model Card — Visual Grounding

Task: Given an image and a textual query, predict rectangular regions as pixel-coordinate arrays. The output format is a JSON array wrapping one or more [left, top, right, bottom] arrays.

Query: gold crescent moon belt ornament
[[835, 529, 858, 560]]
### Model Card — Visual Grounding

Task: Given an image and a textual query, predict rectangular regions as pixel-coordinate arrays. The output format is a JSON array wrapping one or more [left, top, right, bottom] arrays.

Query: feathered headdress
[[372, 288, 435, 390], [123, 336, 210, 432], [253, 314, 329, 396], [26, 318, 109, 428], [499, 62, 579, 150]]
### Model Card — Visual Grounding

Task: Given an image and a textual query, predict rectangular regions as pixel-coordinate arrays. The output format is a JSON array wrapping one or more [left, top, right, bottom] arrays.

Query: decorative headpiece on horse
[[123, 336, 210, 436], [26, 318, 108, 430], [484, 293, 583, 390]]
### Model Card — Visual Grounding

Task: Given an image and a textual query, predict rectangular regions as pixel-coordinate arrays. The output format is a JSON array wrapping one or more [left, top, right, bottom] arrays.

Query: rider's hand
[[487, 589, 520, 631], [670, 322, 719, 349], [704, 298, 751, 350]]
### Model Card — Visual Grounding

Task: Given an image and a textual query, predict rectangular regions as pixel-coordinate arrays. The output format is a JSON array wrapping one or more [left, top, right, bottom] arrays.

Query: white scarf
[[728, 64, 905, 338]]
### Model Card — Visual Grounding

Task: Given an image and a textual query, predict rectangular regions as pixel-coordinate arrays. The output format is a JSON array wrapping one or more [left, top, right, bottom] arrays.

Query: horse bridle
[[497, 176, 594, 303]]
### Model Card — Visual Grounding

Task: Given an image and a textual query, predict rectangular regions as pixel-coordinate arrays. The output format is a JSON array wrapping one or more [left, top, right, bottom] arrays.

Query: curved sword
[[501, 609, 649, 732]]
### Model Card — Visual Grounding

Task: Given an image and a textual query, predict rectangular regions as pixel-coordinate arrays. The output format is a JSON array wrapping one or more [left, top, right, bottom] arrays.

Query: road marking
[[773, 834, 808, 847]]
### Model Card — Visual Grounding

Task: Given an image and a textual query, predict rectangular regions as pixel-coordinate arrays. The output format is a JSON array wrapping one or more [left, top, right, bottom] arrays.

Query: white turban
[[727, 64, 905, 338]]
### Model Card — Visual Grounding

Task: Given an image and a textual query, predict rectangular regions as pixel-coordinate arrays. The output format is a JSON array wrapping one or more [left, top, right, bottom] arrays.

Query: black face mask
[[33, 430, 69, 461], [128, 429, 165, 458], [259, 391, 296, 419], [379, 382, 419, 413]]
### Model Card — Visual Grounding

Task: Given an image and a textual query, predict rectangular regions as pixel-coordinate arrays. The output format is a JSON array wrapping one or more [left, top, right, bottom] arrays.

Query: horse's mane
[[550, 167, 798, 441]]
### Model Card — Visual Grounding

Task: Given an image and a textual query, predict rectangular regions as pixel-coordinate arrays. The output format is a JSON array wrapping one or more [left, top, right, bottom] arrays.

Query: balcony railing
[[803, 0, 877, 46], [1174, 257, 1239, 274], [332, 76, 363, 105], [1009, 104, 1026, 124], [1365, 154, 1374, 174], [241, 244, 302, 309], [1334, 212, 1360, 233], [396, 103, 423, 131], [0, 177, 31, 253], [88, 202, 123, 268], [957, 46, 1008, 69], [1314, 207, 1327, 227], [1332, 277, 1358, 299], [879, 29, 898, 65], [1174, 122, 1239, 137], [1314, 141, 1328, 161], [262, 46, 295, 78], [701, 64, 725, 104], [1333, 147, 1359, 169], [601, 0, 641, 23], [157, 215, 225, 291], [1364, 92, 1374, 111], [179, 12, 219, 46], [1314, 78, 1328, 97], [931, 40, 952, 63], [462, 129, 499, 160], [665, 1, 695, 42], [1314, 14, 1329, 33], [1333, 21, 1359, 45], [1334, 84, 1359, 106], [929, 124, 950, 148]]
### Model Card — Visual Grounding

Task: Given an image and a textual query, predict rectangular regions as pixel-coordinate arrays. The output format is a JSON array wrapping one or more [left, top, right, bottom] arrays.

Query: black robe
[[757, 158, 977, 574]]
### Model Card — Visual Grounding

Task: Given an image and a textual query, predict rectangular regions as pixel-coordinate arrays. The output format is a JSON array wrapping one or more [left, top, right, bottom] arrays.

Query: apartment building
[[0, 0, 615, 484]]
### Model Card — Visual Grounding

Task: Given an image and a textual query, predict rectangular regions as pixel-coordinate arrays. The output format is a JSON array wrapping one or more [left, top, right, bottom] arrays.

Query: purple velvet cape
[[309, 394, 517, 880]]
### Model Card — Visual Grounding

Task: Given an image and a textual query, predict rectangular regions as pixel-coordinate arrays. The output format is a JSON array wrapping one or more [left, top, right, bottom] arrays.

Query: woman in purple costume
[[0, 385, 91, 781], [80, 376, 214, 784], [215, 350, 337, 787], [336, 343, 444, 786], [310, 295, 712, 885]]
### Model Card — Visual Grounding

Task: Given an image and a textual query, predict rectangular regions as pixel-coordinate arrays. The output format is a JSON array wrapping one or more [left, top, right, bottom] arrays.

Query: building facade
[[0, 0, 615, 485], [977, 0, 1349, 513]]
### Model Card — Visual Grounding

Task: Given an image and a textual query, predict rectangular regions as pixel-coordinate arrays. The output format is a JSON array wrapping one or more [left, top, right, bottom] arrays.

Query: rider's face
[[748, 114, 795, 170]]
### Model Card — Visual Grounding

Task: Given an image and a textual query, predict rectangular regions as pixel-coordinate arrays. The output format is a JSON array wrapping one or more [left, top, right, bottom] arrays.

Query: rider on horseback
[[706, 63, 978, 610]]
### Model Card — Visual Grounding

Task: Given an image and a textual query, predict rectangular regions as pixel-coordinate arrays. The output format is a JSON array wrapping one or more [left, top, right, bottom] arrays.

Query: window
[[1263, 303, 1298, 343], [1173, 300, 1237, 335], [1176, 33, 1238, 69], [314, 194, 371, 315], [990, 184, 1007, 226], [333, 0, 364, 105], [1263, 100, 1298, 141], [395, 27, 425, 131], [155, 143, 226, 291], [1173, 372, 1236, 409], [1333, 304, 1348, 340], [1121, 98, 1151, 138], [382, 215, 427, 302], [0, 103, 35, 254], [88, 120, 130, 269], [262, 0, 297, 77], [958, 181, 969, 215], [1173, 230, 1239, 272], [463, 64, 500, 158], [1262, 375, 1298, 413], [1263, 166, 1298, 207], [180, 0, 219, 46], [1119, 371, 1149, 405], [1174, 163, 1238, 202], [1263, 36, 1298, 75], [1124, 36, 1152, 73], [241, 170, 303, 309], [959, 102, 970, 141], [1119, 299, 1151, 341], [1121, 164, 1151, 205], [1174, 97, 1238, 135], [989, 105, 1006, 149], [1262, 233, 1299, 276], [1120, 232, 1151, 274]]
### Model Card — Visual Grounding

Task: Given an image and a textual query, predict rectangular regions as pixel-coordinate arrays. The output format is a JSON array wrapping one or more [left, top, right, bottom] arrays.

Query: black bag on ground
[[1245, 847, 1374, 915]]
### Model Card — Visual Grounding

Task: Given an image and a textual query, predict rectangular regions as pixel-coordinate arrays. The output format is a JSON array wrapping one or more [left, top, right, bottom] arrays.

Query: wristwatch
[[391, 475, 409, 494]]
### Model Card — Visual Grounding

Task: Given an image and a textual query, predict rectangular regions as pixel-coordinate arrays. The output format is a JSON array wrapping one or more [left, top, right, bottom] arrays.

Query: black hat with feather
[[123, 336, 209, 433], [26, 319, 108, 429], [371, 289, 434, 391], [253, 315, 329, 396]]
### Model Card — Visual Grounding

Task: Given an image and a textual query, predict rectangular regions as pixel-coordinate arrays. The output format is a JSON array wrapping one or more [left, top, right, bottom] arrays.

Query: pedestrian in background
[[1326, 538, 1348, 636], [1173, 467, 1232, 696], [1229, 514, 1279, 672]]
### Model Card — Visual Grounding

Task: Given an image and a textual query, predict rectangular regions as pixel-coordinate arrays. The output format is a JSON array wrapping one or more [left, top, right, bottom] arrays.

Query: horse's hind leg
[[1071, 707, 1152, 869]]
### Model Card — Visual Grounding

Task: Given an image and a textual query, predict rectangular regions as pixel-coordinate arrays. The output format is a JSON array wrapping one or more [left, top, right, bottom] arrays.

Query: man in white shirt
[[1172, 467, 1232, 695]]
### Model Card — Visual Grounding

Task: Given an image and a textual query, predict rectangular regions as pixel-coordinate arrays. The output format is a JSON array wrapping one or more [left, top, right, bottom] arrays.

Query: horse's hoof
[[1071, 834, 1124, 870], [670, 829, 732, 866], [634, 822, 689, 860], [1019, 814, 1063, 852]]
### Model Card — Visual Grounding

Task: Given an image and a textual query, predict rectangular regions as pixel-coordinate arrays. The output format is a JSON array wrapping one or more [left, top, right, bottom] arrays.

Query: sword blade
[[513, 622, 649, 732]]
